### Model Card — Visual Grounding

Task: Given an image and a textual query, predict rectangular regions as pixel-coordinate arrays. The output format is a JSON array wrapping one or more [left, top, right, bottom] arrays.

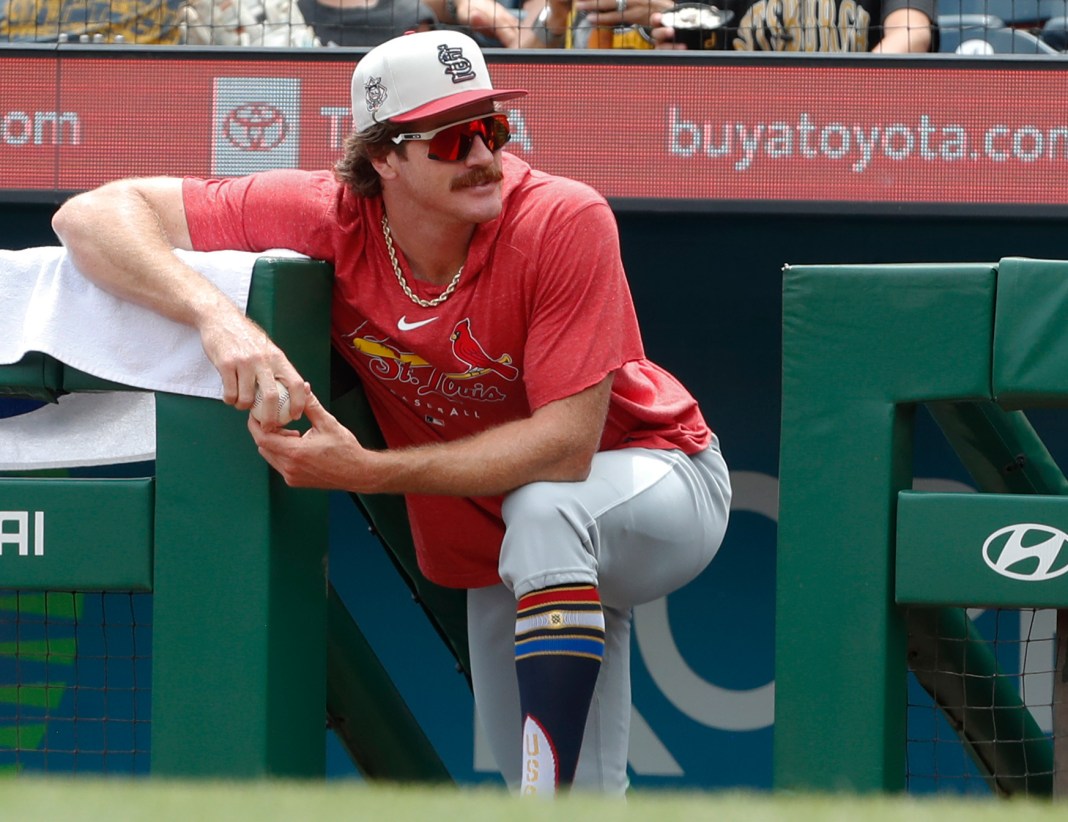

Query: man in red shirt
[[52, 29, 731, 796]]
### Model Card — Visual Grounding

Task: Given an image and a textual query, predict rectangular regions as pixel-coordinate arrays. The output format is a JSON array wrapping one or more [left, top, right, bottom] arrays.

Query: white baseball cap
[[351, 30, 527, 132]]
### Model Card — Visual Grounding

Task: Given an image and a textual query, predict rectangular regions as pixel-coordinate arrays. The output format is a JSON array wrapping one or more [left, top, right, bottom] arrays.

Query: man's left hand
[[248, 387, 374, 492]]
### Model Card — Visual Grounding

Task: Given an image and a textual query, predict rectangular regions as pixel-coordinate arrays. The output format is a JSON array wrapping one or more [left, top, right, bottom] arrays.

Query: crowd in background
[[0, 0, 941, 52]]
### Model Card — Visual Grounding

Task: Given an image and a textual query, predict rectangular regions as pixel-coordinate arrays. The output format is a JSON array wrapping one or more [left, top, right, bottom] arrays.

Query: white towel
[[0, 245, 309, 470], [0, 393, 156, 471], [0, 245, 305, 399]]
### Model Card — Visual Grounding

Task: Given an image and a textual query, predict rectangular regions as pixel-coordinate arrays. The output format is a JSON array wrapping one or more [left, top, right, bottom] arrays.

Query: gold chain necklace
[[381, 215, 463, 308]]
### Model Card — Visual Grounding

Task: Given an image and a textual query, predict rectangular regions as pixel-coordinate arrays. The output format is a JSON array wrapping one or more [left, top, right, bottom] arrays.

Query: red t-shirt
[[183, 153, 711, 588]]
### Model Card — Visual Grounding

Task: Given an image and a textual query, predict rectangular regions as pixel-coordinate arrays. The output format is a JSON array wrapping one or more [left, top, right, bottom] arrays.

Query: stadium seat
[[937, 0, 1067, 24], [1039, 14, 1068, 47], [940, 21, 1060, 50], [937, 13, 1006, 51]]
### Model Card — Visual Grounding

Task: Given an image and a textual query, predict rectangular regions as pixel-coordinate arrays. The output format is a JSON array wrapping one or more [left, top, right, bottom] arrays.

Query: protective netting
[[2, 592, 1060, 791], [0, 591, 151, 774], [906, 606, 1059, 796]]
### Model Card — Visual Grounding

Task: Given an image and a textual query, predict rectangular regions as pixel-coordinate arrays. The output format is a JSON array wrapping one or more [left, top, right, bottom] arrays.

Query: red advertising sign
[[1, 48, 1066, 212]]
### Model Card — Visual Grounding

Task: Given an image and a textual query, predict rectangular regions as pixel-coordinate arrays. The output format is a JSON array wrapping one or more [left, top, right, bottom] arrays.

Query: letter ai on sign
[[982, 523, 1068, 582], [0, 511, 44, 557]]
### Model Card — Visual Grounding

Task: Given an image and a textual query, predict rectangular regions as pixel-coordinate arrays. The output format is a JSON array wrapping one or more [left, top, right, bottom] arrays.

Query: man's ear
[[370, 150, 400, 180]]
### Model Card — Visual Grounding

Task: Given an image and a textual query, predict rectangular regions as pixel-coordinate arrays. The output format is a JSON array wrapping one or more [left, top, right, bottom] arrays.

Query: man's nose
[[465, 134, 495, 165]]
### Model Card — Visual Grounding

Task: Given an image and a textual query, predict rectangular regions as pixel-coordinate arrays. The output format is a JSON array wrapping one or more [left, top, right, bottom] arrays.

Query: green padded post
[[993, 258, 1068, 409], [991, 257, 1068, 797], [151, 258, 333, 778], [777, 263, 996, 792]]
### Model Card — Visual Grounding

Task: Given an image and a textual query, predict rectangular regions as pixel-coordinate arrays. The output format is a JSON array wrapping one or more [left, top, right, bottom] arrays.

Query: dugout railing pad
[[0, 257, 450, 781], [776, 257, 1068, 796]]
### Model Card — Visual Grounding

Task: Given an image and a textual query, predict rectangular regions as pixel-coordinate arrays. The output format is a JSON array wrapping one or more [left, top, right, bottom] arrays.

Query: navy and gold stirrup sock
[[514, 583, 605, 797]]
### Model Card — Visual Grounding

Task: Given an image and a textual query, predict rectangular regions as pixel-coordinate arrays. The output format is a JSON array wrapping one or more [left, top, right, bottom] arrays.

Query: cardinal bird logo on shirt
[[450, 319, 519, 381]]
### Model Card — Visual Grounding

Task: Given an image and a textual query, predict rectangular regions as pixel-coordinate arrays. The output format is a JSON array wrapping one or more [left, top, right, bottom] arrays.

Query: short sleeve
[[183, 170, 340, 259]]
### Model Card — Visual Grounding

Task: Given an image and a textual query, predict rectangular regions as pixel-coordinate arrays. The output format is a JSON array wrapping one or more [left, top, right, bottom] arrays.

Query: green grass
[[0, 780, 1063, 822]]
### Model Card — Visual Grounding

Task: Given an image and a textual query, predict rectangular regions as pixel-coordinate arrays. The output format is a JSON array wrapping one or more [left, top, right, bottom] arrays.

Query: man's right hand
[[52, 176, 306, 421], [199, 307, 308, 420]]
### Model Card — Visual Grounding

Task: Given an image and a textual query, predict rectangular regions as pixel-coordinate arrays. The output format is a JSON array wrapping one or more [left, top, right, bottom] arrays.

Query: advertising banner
[[1, 49, 1067, 212]]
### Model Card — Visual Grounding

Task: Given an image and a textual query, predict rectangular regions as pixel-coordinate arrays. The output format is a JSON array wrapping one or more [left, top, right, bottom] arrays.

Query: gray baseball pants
[[466, 439, 731, 795]]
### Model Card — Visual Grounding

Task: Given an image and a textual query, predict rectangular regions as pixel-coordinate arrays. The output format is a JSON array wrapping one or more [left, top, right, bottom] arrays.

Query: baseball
[[251, 379, 293, 426]]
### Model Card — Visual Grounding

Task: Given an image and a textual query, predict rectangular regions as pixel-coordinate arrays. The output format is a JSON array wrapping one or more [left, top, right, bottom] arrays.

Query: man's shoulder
[[251, 167, 339, 191], [188, 168, 341, 201], [247, 168, 353, 219]]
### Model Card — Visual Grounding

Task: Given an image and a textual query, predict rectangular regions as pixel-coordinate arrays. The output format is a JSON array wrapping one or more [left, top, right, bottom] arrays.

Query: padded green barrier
[[994, 258, 1068, 409], [0, 352, 64, 402], [0, 257, 457, 781], [151, 257, 333, 778], [779, 258, 1068, 796], [0, 477, 152, 590], [898, 491, 1068, 608], [778, 262, 997, 792]]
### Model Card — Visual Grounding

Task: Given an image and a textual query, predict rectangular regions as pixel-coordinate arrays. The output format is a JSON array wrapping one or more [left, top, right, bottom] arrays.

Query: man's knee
[[499, 481, 599, 598], [502, 480, 592, 534]]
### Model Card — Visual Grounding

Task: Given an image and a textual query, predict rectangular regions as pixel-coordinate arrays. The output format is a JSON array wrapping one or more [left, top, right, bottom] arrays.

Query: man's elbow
[[53, 184, 118, 248], [51, 192, 89, 246], [554, 440, 600, 482]]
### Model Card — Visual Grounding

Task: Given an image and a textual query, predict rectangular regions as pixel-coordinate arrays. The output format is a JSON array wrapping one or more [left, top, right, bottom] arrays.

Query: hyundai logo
[[982, 523, 1068, 582]]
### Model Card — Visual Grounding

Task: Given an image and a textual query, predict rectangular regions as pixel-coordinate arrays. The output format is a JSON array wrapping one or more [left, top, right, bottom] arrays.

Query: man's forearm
[[253, 376, 614, 498], [50, 177, 226, 330], [52, 176, 307, 412]]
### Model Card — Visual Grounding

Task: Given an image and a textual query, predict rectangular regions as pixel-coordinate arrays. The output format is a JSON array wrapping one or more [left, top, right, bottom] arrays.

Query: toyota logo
[[222, 103, 288, 151], [982, 523, 1068, 582]]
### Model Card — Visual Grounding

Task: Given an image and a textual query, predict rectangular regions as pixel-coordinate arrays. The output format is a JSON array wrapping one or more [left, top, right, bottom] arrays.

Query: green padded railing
[[777, 258, 1068, 795], [0, 256, 456, 782]]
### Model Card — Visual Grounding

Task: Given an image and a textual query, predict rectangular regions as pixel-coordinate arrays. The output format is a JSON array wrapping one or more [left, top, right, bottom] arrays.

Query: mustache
[[450, 165, 504, 191]]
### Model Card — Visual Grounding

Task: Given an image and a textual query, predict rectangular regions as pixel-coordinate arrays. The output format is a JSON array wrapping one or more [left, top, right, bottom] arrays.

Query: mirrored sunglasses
[[391, 114, 511, 162]]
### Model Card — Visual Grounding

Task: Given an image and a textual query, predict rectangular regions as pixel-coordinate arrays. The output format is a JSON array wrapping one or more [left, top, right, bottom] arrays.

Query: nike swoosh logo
[[397, 315, 440, 332]]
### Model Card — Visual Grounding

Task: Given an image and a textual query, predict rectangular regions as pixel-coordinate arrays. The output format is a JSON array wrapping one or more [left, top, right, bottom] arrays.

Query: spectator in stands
[[1, 0, 184, 42], [0, 0, 528, 47], [524, 0, 652, 45], [428, 0, 526, 46], [523, 0, 934, 50], [297, 0, 524, 47], [296, 0, 436, 46], [181, 0, 320, 46]]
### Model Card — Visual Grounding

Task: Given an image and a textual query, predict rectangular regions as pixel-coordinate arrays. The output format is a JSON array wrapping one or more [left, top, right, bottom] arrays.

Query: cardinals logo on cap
[[350, 30, 527, 133], [437, 44, 477, 84], [364, 76, 388, 115]]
